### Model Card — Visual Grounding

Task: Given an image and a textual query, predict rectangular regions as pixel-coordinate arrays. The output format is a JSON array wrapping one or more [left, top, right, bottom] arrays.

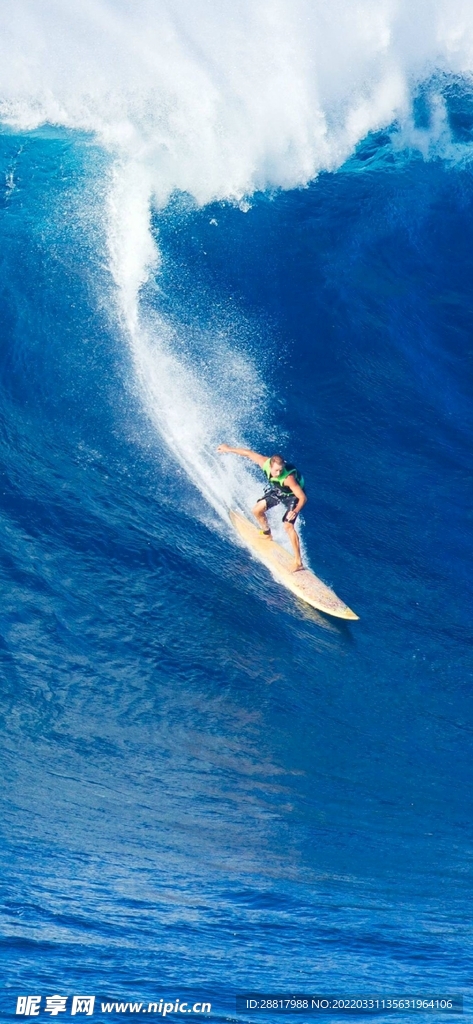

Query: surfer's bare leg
[[252, 499, 272, 536], [283, 520, 303, 571]]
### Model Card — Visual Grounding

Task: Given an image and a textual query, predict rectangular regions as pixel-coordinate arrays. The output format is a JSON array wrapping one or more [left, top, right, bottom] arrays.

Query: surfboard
[[229, 510, 359, 620]]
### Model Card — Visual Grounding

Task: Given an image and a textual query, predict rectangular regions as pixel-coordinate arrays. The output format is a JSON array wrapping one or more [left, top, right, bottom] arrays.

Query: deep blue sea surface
[[0, 10, 472, 1022]]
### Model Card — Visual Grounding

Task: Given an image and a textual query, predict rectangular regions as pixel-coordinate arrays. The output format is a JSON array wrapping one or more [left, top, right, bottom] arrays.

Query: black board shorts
[[259, 487, 299, 522]]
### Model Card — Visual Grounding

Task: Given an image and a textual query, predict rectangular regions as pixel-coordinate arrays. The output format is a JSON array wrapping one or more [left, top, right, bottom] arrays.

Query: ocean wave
[[1, 1, 473, 538]]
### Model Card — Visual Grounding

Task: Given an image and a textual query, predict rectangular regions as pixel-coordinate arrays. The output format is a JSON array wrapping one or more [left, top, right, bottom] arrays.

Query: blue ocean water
[[0, 8, 472, 1023]]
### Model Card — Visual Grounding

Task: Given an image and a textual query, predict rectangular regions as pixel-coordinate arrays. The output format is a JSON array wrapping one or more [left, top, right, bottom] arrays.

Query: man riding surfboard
[[217, 445, 307, 571]]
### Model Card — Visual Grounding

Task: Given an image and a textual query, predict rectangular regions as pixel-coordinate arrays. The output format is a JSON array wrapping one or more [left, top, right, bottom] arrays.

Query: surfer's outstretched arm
[[217, 444, 267, 468]]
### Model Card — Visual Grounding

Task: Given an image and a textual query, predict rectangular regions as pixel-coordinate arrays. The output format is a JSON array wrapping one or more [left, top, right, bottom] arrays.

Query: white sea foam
[[1, 0, 472, 530], [2, 0, 473, 198]]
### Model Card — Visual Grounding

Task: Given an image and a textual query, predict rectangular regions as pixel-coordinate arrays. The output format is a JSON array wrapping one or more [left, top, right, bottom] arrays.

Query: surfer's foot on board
[[290, 561, 304, 573], [258, 528, 272, 539]]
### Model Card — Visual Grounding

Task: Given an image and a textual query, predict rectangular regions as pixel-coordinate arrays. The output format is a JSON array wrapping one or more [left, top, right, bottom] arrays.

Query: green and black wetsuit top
[[262, 458, 305, 498]]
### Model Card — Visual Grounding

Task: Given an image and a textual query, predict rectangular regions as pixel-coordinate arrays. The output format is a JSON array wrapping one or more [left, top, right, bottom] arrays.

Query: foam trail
[[126, 315, 266, 521], [107, 159, 267, 522]]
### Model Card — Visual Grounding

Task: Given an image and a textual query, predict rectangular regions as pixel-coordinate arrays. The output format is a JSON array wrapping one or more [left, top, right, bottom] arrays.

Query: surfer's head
[[269, 454, 285, 474]]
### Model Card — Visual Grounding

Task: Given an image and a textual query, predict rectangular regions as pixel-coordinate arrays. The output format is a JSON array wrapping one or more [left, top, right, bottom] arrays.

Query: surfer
[[216, 445, 307, 571]]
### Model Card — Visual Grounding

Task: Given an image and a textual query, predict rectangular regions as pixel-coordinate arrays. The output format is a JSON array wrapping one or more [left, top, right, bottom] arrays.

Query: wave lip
[[1, 1, 473, 202]]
